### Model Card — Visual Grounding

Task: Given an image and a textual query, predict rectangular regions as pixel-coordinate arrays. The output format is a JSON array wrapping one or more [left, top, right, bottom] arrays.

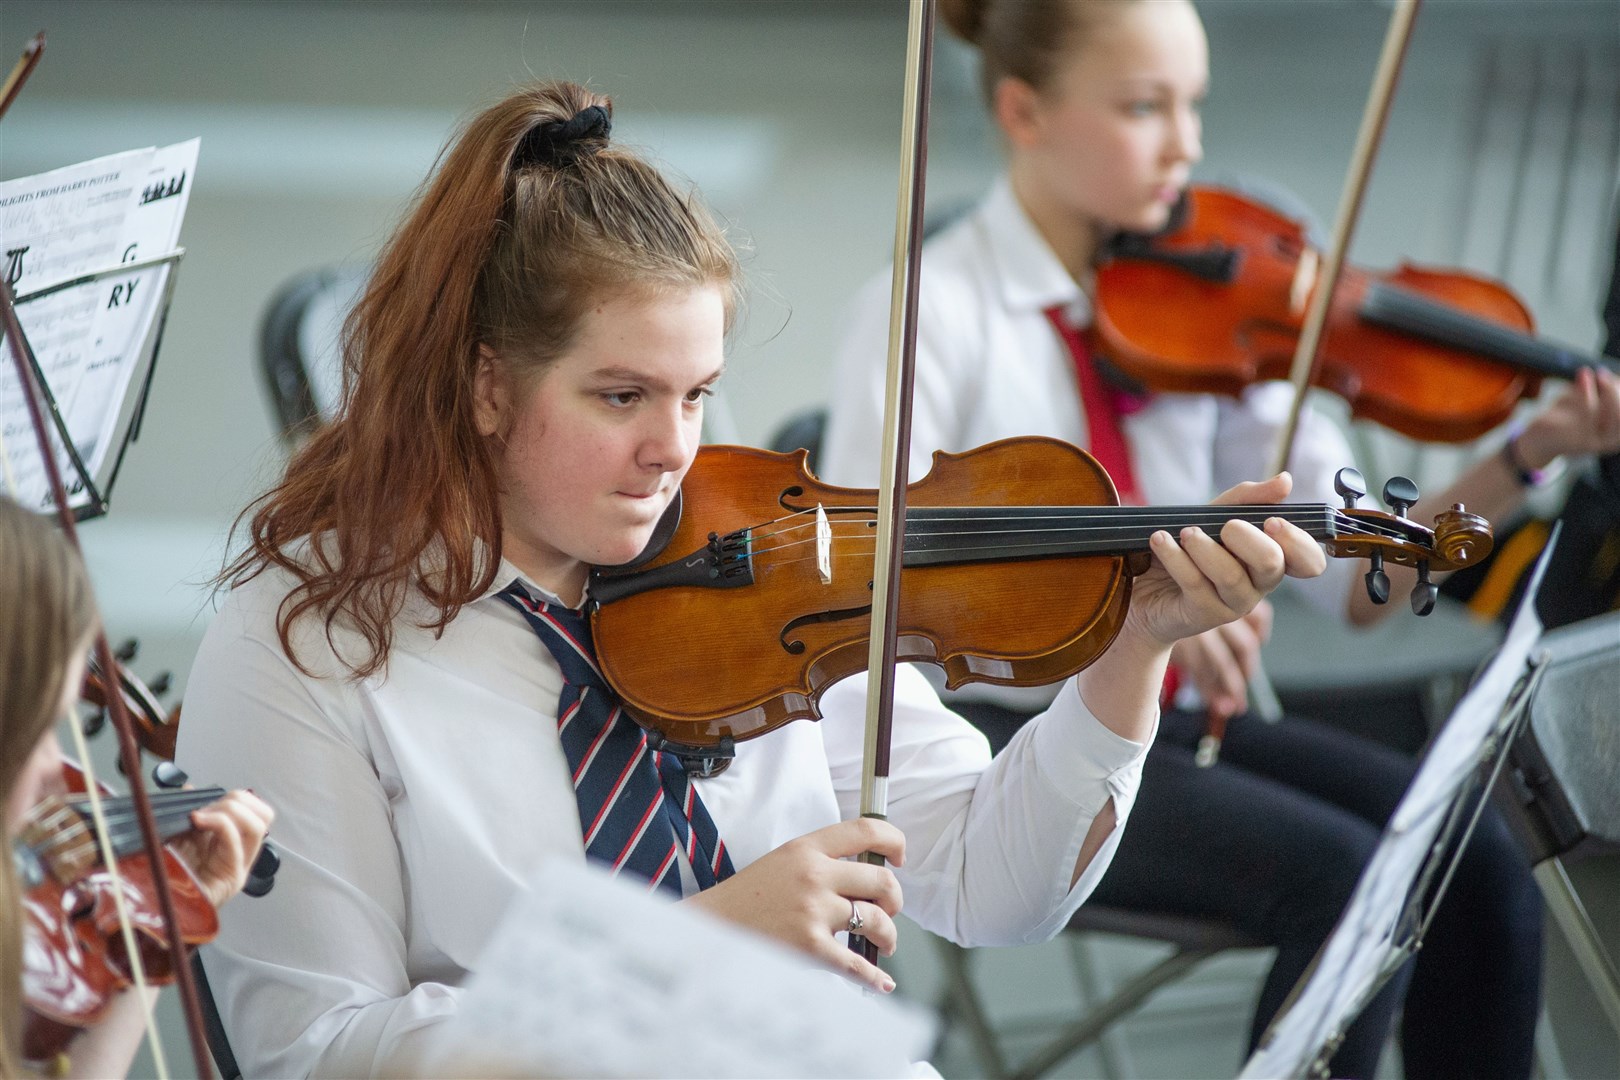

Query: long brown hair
[[0, 497, 97, 1077], [224, 81, 740, 677], [939, 0, 1142, 100]]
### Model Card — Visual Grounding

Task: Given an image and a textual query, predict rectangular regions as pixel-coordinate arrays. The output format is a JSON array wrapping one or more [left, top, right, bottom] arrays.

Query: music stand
[[4, 250, 184, 519], [1497, 606, 1620, 1040], [0, 140, 195, 521], [1240, 530, 1563, 1079]]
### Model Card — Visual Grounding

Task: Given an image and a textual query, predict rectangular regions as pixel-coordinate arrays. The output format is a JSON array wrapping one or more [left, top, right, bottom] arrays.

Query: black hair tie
[[514, 105, 613, 169]]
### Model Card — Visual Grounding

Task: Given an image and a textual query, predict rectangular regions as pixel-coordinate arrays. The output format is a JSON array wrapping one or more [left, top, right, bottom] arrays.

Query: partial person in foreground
[[0, 496, 272, 1079]]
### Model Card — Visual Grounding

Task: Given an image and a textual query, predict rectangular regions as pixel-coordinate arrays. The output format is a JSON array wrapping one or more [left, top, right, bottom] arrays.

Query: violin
[[16, 659, 279, 1066], [1091, 185, 1619, 443], [587, 437, 1492, 754], [17, 762, 221, 1065]]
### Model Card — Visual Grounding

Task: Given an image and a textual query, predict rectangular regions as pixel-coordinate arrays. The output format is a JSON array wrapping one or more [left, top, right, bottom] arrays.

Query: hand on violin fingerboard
[[1123, 473, 1326, 651], [167, 789, 275, 909], [1517, 367, 1620, 467]]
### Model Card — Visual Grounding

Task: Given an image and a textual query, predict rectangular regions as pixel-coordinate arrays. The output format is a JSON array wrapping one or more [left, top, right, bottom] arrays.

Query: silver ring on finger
[[846, 898, 864, 935]]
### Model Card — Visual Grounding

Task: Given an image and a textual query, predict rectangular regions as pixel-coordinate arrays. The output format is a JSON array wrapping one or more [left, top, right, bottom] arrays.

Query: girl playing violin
[[0, 495, 272, 1078], [823, 1, 1620, 1076], [176, 79, 1328, 1077]]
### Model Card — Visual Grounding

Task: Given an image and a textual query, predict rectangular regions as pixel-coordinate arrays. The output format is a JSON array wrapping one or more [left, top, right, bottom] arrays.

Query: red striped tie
[[499, 585, 735, 894], [1045, 305, 1141, 504]]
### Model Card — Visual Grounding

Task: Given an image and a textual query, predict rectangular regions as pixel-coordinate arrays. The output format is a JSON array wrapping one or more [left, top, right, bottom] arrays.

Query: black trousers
[[962, 704, 1544, 1080]]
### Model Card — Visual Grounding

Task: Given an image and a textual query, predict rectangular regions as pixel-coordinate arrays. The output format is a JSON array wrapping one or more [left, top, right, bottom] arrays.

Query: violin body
[[593, 439, 1135, 750], [1093, 186, 1548, 443], [19, 763, 217, 1063]]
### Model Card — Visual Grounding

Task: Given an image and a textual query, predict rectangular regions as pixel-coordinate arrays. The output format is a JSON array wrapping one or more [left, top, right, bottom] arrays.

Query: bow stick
[[0, 32, 43, 122], [1272, 0, 1422, 475], [849, 0, 936, 964], [0, 36, 216, 1075]]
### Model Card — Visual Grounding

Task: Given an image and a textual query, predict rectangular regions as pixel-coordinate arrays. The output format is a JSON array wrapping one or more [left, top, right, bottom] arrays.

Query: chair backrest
[[258, 265, 368, 443], [766, 406, 827, 472]]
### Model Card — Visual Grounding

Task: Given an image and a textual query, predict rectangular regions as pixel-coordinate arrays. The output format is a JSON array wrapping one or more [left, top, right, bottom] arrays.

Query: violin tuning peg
[[1411, 562, 1437, 617], [150, 671, 172, 697], [114, 638, 138, 663], [1382, 475, 1420, 518], [81, 709, 107, 738], [151, 761, 188, 789], [1364, 551, 1390, 605], [1333, 467, 1367, 509], [242, 843, 280, 898]]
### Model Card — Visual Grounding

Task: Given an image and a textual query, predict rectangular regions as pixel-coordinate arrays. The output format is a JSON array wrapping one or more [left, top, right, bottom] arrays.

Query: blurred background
[[2, 1, 1616, 1076]]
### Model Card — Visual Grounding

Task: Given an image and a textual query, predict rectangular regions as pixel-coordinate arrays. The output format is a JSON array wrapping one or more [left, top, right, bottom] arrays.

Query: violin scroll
[[1324, 466, 1492, 612], [80, 644, 179, 762]]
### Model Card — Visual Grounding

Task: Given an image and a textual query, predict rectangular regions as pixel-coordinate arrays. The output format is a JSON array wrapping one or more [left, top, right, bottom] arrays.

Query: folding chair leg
[[934, 938, 1011, 1078], [1066, 932, 1137, 1080], [1010, 947, 1217, 1080]]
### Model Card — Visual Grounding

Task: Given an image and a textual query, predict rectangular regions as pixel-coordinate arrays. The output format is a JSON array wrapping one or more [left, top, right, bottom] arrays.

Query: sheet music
[[433, 858, 936, 1078], [1239, 546, 1551, 1079], [0, 140, 197, 514]]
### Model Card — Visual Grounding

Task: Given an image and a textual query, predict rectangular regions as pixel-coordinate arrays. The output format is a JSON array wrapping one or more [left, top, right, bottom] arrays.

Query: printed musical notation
[[0, 140, 198, 515], [442, 859, 935, 1078]]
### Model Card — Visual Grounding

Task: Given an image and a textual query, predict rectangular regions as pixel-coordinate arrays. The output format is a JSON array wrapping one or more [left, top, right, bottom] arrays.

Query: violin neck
[[1360, 282, 1615, 380], [66, 786, 227, 860], [901, 504, 1337, 566]]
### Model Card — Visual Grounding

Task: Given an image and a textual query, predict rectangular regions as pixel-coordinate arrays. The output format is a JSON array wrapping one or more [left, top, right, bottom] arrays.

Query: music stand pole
[[1535, 857, 1620, 1037]]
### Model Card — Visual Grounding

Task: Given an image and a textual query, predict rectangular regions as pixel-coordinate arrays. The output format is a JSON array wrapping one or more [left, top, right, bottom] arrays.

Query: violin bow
[[849, 0, 936, 965], [1272, 0, 1422, 475], [0, 32, 43, 124], [0, 38, 216, 1078]]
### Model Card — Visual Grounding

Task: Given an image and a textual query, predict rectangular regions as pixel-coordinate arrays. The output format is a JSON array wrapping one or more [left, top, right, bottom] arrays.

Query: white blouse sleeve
[[177, 584, 462, 1079], [820, 667, 1149, 948]]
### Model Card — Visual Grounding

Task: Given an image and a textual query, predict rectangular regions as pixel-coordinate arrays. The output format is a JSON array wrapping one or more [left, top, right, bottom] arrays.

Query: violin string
[[743, 504, 1419, 548], [745, 507, 1419, 561], [47, 793, 220, 854], [738, 517, 1428, 578]]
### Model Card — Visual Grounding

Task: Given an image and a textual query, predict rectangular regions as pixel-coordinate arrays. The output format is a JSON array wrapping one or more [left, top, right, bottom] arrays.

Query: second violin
[[1092, 185, 1616, 443]]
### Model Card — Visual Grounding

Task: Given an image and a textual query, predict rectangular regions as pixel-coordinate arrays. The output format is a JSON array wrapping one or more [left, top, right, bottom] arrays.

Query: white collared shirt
[[178, 550, 1148, 1078], [820, 175, 1357, 617]]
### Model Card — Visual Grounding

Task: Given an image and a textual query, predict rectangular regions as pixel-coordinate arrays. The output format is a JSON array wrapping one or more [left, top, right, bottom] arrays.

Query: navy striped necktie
[[498, 583, 735, 896]]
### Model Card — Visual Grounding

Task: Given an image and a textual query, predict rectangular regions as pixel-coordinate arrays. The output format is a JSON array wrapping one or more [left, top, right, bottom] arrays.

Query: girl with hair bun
[[0, 497, 271, 1078], [824, 1, 1615, 1076], [178, 78, 1328, 1076]]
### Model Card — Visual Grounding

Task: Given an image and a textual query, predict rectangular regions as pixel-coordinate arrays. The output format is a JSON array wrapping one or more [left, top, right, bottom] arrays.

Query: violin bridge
[[1291, 249, 1318, 316], [815, 504, 832, 584]]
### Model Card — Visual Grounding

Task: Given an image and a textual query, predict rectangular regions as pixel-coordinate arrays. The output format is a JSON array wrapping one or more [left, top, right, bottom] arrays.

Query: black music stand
[[1240, 531, 1564, 1079], [2, 248, 183, 520], [1497, 606, 1620, 1042]]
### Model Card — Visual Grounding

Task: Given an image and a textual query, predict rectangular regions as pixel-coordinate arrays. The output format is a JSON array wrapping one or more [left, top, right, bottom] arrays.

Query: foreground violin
[[588, 438, 1491, 754], [1092, 185, 1619, 443], [17, 657, 280, 1067], [18, 762, 221, 1064]]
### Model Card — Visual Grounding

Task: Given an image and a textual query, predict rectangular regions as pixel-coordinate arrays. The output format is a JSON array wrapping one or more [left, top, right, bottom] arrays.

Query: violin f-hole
[[778, 604, 873, 656]]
